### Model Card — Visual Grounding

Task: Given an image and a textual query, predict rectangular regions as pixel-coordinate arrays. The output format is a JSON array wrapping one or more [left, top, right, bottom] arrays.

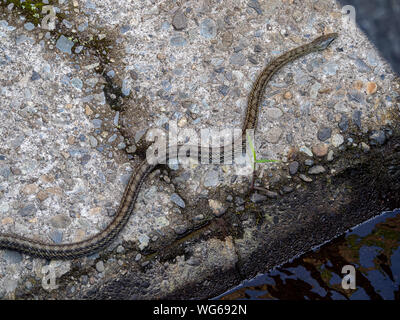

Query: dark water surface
[[216, 209, 400, 300]]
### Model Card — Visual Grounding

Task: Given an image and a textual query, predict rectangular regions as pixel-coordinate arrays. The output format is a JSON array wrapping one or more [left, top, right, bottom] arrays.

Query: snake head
[[312, 33, 339, 51]]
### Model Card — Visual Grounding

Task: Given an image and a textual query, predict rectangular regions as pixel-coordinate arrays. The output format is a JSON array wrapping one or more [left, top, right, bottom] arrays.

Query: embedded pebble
[[170, 193, 185, 208], [308, 165, 326, 175], [312, 144, 328, 157], [200, 18, 217, 39], [265, 127, 282, 144], [208, 199, 226, 217], [299, 174, 313, 182], [289, 161, 299, 175], [96, 261, 105, 273], [332, 134, 344, 147], [172, 10, 187, 30], [56, 35, 74, 54], [352, 110, 362, 129], [24, 23, 35, 31], [369, 130, 386, 145], [266, 108, 283, 120], [327, 150, 334, 161], [299, 146, 313, 157], [204, 170, 219, 187], [317, 127, 332, 141], [50, 214, 71, 229], [250, 193, 267, 203]]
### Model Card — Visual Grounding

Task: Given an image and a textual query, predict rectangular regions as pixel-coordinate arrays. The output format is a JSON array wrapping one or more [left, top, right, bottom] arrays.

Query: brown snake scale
[[0, 33, 338, 259]]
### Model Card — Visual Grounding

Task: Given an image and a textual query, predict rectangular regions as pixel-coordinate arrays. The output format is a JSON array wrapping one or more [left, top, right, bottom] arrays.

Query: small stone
[[71, 78, 83, 90], [37, 190, 49, 201], [266, 127, 282, 144], [18, 204, 36, 217], [327, 150, 334, 161], [266, 108, 283, 120], [96, 261, 105, 273], [208, 199, 226, 217], [200, 18, 217, 39], [230, 53, 246, 66], [283, 91, 292, 100], [56, 35, 74, 54], [135, 253, 142, 261], [289, 161, 299, 175], [369, 130, 386, 146], [309, 165, 326, 175], [332, 134, 344, 147], [338, 114, 349, 132], [248, 0, 263, 14], [24, 22, 35, 31], [157, 53, 166, 61], [85, 105, 93, 116], [204, 170, 219, 187], [172, 10, 187, 30], [366, 82, 377, 95], [116, 245, 124, 254], [50, 214, 71, 229], [299, 146, 313, 157], [31, 71, 41, 81], [317, 127, 332, 141], [250, 193, 267, 203], [361, 142, 370, 153], [304, 159, 314, 166], [218, 85, 230, 96], [50, 230, 63, 244], [22, 184, 38, 195], [264, 190, 278, 199], [3, 250, 23, 264], [352, 110, 362, 129], [299, 174, 313, 182], [312, 144, 328, 157], [170, 36, 187, 46], [282, 186, 294, 194], [170, 193, 185, 208]]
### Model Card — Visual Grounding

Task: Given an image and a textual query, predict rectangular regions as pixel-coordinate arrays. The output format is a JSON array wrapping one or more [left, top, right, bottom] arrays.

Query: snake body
[[0, 33, 338, 259]]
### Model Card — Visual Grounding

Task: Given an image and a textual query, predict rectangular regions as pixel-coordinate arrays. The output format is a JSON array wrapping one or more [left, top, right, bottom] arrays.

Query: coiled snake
[[0, 33, 338, 259]]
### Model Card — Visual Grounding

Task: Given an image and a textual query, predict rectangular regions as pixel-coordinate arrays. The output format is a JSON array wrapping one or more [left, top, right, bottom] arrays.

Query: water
[[216, 209, 400, 300]]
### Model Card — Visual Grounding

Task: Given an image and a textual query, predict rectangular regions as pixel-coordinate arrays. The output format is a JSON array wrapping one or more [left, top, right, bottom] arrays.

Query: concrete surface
[[0, 0, 399, 299]]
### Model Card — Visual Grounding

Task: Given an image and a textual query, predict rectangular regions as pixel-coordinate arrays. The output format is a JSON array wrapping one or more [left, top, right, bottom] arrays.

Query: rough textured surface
[[0, 0, 399, 299]]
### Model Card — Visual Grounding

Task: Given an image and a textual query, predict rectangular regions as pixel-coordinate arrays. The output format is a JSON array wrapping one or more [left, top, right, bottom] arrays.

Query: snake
[[0, 33, 338, 259]]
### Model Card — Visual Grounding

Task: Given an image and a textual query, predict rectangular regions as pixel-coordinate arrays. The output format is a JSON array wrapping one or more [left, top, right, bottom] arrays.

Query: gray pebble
[[56, 35, 74, 54], [50, 230, 63, 244], [50, 214, 71, 229], [251, 193, 267, 203], [218, 85, 229, 96], [338, 114, 349, 132], [317, 127, 332, 141], [230, 53, 246, 66], [352, 110, 362, 129], [24, 22, 35, 31], [309, 165, 326, 175], [172, 10, 187, 30], [170, 36, 187, 47], [200, 18, 217, 39], [304, 159, 314, 166], [248, 0, 263, 14], [289, 161, 299, 175], [18, 204, 36, 217], [170, 193, 185, 208], [2, 250, 23, 264], [96, 261, 105, 273], [31, 71, 41, 81], [369, 130, 386, 145], [92, 119, 102, 128], [204, 170, 219, 187], [354, 58, 372, 73]]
